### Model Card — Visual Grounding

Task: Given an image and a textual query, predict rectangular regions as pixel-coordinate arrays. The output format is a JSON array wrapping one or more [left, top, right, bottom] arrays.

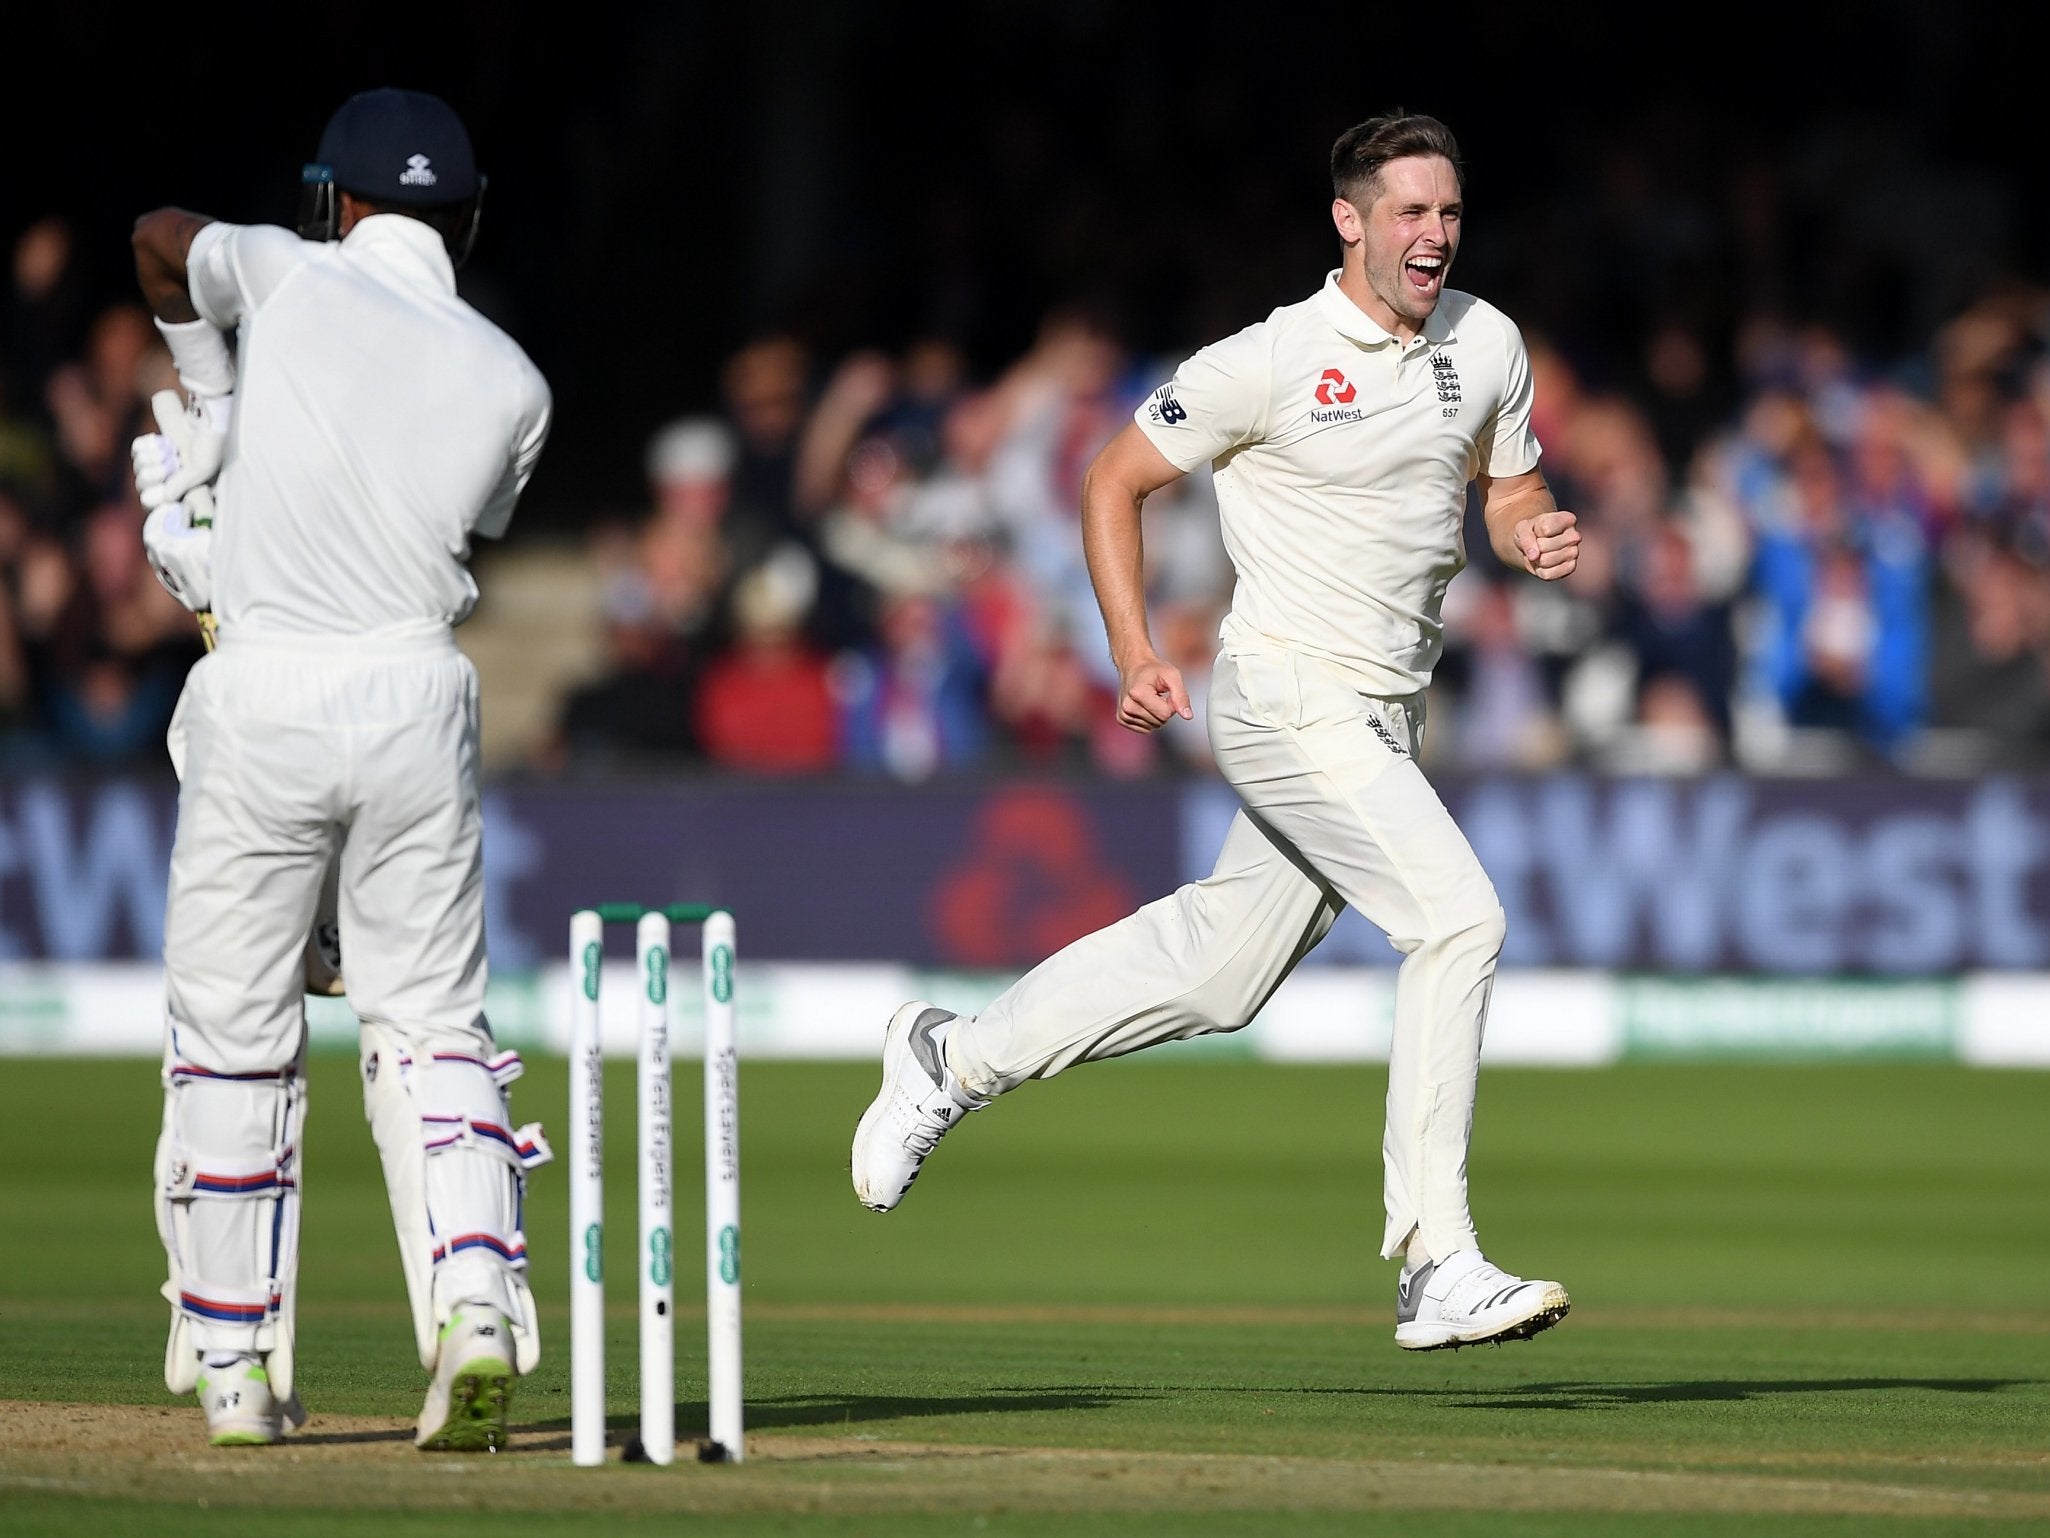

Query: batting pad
[[155, 1060, 306, 1396], [362, 1026, 551, 1373]]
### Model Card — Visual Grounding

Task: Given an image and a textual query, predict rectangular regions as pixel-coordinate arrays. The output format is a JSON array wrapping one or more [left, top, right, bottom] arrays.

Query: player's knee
[[1467, 902, 1508, 957], [1183, 979, 1268, 1038], [1194, 1006, 1254, 1037], [1429, 896, 1506, 958]]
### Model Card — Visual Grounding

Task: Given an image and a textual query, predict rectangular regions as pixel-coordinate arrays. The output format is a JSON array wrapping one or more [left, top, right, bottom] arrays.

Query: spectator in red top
[[694, 543, 839, 772]]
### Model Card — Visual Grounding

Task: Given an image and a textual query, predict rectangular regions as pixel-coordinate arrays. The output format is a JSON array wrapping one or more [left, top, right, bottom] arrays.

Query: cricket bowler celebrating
[[855, 112, 1581, 1351], [131, 87, 553, 1449]]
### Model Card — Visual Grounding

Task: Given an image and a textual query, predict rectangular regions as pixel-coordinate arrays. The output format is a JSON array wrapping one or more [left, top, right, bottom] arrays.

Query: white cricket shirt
[[188, 214, 551, 639], [1135, 271, 1540, 698]]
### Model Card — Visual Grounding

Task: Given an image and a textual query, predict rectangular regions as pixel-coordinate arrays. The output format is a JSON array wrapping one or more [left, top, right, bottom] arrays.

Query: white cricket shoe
[[416, 1305, 515, 1451], [1394, 1249, 1570, 1350], [196, 1354, 307, 1446], [851, 1002, 985, 1212]]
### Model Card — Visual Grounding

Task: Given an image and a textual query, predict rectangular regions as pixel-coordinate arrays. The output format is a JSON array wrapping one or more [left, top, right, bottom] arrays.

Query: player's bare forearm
[[1479, 467, 1580, 581], [1082, 424, 1194, 730], [132, 209, 214, 323], [1082, 482, 1153, 673], [1082, 425, 1182, 670]]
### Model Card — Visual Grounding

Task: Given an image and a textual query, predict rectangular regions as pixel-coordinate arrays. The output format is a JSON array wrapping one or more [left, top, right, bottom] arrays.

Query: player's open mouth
[[1405, 256, 1445, 292]]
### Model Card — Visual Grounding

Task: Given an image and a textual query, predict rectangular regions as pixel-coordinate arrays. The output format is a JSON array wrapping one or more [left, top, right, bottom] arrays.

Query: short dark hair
[[1330, 112, 1464, 209], [350, 196, 472, 247]]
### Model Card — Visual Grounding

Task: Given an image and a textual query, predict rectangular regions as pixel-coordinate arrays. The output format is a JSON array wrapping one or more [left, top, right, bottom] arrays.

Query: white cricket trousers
[[948, 635, 1507, 1263], [157, 628, 514, 1354]]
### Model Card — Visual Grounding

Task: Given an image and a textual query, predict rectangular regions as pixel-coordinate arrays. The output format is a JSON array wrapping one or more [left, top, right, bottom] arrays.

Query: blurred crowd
[[1, 218, 205, 773], [6, 210, 2050, 781], [545, 311, 1232, 781], [1438, 284, 2050, 779]]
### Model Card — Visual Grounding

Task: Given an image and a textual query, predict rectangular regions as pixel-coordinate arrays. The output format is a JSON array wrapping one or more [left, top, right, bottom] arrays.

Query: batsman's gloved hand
[[131, 388, 230, 510], [142, 502, 214, 613]]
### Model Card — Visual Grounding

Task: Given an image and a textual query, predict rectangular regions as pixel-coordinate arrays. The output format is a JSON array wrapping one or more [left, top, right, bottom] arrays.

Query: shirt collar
[[341, 213, 457, 294], [1316, 269, 1458, 347]]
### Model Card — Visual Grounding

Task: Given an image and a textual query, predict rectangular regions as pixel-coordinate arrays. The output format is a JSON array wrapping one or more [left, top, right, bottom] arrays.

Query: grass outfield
[[1, 1055, 2046, 1535]]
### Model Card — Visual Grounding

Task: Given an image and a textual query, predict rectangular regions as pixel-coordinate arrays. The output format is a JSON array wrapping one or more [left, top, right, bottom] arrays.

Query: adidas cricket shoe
[[416, 1305, 515, 1451], [851, 1002, 985, 1212], [197, 1353, 307, 1446], [1394, 1249, 1570, 1350]]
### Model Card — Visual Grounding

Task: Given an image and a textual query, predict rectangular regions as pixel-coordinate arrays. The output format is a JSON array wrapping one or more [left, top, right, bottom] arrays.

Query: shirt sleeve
[[187, 224, 313, 331], [1478, 315, 1542, 479], [1133, 322, 1271, 473], [474, 354, 553, 540]]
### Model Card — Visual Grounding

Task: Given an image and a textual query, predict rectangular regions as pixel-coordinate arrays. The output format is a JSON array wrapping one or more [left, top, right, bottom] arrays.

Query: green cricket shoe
[[416, 1306, 516, 1452], [197, 1354, 307, 1446]]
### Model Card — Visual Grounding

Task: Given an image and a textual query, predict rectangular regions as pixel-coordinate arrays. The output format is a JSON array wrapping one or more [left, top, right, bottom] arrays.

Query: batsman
[[130, 87, 553, 1450]]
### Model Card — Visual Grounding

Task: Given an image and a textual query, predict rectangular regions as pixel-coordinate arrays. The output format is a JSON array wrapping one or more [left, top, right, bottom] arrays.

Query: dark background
[[6, 0, 2039, 530]]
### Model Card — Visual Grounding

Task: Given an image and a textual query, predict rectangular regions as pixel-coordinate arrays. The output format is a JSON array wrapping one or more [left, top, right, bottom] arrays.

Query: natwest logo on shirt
[[1310, 367, 1365, 424], [1314, 369, 1356, 406]]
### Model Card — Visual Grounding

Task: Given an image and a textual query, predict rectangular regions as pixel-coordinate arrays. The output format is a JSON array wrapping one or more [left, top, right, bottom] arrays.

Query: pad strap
[[421, 1115, 553, 1170], [433, 1232, 529, 1266], [176, 1282, 272, 1324], [169, 1063, 295, 1083], [411, 1049, 528, 1088], [167, 1144, 297, 1198]]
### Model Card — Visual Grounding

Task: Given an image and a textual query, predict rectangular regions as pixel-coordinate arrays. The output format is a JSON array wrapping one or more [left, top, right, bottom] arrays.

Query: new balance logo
[[1148, 387, 1187, 426], [1368, 714, 1409, 758], [399, 154, 439, 187]]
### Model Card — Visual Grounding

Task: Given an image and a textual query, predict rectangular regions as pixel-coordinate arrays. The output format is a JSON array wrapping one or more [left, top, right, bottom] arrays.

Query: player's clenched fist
[[1116, 653, 1193, 733], [1513, 509, 1580, 581]]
